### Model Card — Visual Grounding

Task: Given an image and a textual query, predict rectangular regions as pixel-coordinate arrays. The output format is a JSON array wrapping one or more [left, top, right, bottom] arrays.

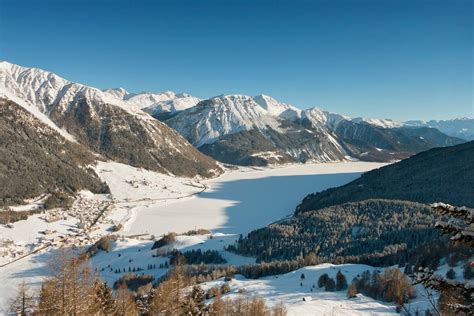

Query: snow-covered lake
[[110, 161, 387, 236]]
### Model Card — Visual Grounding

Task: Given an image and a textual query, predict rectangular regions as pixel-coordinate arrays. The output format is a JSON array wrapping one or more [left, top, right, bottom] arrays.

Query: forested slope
[[296, 141, 474, 214], [0, 99, 109, 205], [230, 199, 442, 265]]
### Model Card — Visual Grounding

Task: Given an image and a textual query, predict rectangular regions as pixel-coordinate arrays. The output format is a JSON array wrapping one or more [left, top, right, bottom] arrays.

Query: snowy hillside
[[0, 161, 385, 309], [197, 263, 436, 315]]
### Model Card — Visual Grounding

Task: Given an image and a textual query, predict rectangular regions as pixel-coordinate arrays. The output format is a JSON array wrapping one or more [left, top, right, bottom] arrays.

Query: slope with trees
[[0, 98, 109, 206], [296, 141, 474, 214]]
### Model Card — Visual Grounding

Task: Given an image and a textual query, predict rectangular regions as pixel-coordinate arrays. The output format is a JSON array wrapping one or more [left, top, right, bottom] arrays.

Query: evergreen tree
[[324, 278, 336, 291], [318, 273, 330, 288], [446, 269, 456, 280], [336, 271, 348, 291]]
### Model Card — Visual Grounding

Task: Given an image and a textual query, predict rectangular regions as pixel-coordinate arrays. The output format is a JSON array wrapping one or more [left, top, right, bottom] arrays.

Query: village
[[0, 193, 116, 266]]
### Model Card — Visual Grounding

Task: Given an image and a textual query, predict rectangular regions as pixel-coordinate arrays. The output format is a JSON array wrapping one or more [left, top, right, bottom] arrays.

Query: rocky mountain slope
[[0, 61, 221, 178], [166, 95, 348, 165], [296, 141, 474, 214], [0, 98, 109, 205], [329, 120, 462, 161], [165, 94, 464, 166]]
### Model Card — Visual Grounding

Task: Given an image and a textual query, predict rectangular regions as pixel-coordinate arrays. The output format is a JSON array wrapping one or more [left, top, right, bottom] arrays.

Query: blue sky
[[0, 0, 472, 120]]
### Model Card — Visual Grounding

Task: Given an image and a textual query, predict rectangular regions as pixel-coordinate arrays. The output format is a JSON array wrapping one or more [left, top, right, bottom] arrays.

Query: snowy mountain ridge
[[0, 61, 465, 167], [0, 61, 222, 178], [167, 94, 296, 147], [165, 92, 464, 165]]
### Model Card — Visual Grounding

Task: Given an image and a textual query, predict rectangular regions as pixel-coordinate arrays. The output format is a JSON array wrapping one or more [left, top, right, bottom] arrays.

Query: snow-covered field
[[0, 161, 387, 312], [199, 264, 435, 316]]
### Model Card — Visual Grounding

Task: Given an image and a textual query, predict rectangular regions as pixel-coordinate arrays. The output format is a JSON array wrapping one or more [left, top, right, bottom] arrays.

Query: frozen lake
[[120, 162, 387, 236]]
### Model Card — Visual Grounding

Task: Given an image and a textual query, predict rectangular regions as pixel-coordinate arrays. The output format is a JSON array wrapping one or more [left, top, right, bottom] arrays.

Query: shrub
[[221, 283, 231, 294], [206, 286, 220, 299]]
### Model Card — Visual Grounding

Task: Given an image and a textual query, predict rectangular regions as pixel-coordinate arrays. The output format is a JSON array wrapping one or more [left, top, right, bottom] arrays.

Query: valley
[[0, 61, 471, 314], [0, 161, 386, 311]]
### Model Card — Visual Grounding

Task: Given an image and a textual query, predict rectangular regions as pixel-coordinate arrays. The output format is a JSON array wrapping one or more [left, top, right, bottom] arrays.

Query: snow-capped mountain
[[353, 117, 403, 129], [0, 61, 221, 178], [103, 88, 200, 119], [166, 94, 349, 165], [167, 95, 287, 146], [164, 93, 464, 166]]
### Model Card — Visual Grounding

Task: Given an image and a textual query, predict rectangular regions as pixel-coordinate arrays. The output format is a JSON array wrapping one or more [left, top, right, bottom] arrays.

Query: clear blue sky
[[0, 0, 472, 120]]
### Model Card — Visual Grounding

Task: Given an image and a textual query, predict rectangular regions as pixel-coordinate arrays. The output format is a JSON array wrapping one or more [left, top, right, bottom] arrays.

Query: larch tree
[[9, 282, 36, 316], [36, 249, 98, 315]]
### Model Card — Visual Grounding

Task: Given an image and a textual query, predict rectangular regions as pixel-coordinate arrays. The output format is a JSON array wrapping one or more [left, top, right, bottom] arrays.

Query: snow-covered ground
[[199, 263, 435, 315], [0, 161, 387, 312], [89, 233, 255, 287]]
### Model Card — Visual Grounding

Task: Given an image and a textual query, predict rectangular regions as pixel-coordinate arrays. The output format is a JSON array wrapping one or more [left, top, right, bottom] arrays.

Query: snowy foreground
[[200, 264, 434, 316], [0, 161, 394, 313]]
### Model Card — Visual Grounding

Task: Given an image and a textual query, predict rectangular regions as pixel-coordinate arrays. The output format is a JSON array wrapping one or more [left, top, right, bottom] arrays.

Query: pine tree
[[324, 278, 336, 291], [336, 271, 348, 291], [317, 273, 330, 288], [414, 203, 473, 314], [36, 249, 97, 314]]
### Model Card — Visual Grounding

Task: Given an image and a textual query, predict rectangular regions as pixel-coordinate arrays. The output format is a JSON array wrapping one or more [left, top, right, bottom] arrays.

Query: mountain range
[[0, 61, 221, 179], [0, 60, 470, 199], [164, 94, 465, 166]]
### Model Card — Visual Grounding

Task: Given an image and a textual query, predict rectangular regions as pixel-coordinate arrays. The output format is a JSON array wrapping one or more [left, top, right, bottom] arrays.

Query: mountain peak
[[103, 87, 130, 99]]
